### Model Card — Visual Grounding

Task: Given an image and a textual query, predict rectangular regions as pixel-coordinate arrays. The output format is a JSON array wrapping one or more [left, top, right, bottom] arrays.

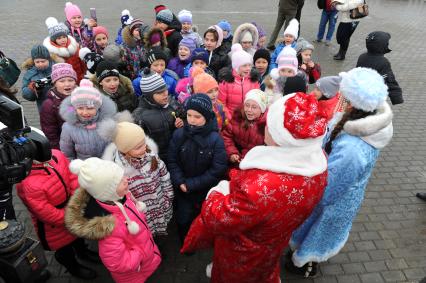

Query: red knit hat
[[93, 26, 109, 38]]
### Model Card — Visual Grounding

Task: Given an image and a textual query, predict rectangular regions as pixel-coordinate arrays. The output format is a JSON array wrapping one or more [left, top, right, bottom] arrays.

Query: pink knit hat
[[51, 63, 77, 83], [231, 43, 253, 71], [70, 79, 103, 109], [64, 2, 82, 22], [277, 46, 298, 74], [93, 26, 109, 38]]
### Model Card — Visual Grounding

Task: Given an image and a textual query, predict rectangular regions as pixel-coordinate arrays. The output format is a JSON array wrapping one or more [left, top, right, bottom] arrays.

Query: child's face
[[150, 60, 166, 75], [153, 89, 169, 106], [206, 87, 219, 102], [55, 35, 68, 47], [241, 41, 253, 51], [132, 29, 141, 40], [178, 46, 191, 61], [76, 106, 97, 120], [255, 58, 268, 75], [116, 176, 129, 198], [154, 21, 168, 31], [284, 34, 295, 45], [34, 59, 49, 70], [258, 36, 267, 49], [100, 76, 120, 94], [193, 59, 207, 69], [126, 140, 147, 158], [244, 99, 262, 121], [279, 68, 296, 77], [182, 22, 192, 33], [301, 49, 312, 63], [312, 87, 323, 100], [55, 77, 76, 95], [204, 32, 218, 51], [238, 63, 252, 78], [222, 30, 229, 38], [70, 15, 83, 28], [95, 34, 108, 48], [187, 109, 206, 127]]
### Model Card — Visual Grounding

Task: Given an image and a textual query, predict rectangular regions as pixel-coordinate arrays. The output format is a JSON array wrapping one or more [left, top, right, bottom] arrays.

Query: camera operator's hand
[[28, 81, 37, 93]]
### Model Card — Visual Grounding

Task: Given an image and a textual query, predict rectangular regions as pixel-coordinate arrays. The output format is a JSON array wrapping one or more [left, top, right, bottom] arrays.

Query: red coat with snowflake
[[182, 168, 327, 283]]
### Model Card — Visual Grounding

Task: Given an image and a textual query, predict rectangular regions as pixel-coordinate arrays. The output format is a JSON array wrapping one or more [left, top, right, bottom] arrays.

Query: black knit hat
[[185, 93, 214, 121], [147, 46, 169, 67], [253, 48, 271, 65], [31, 45, 50, 60], [283, 76, 306, 95], [96, 61, 120, 82]]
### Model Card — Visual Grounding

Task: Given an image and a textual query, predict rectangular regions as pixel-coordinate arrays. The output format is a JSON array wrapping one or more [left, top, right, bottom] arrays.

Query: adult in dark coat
[[154, 8, 183, 57], [356, 31, 403, 105]]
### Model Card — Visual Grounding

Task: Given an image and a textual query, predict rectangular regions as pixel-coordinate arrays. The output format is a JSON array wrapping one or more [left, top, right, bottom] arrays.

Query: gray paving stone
[[360, 273, 385, 283], [381, 270, 406, 282], [336, 274, 361, 283], [321, 264, 345, 276], [348, 252, 371, 263], [385, 259, 409, 270], [364, 261, 388, 273], [354, 241, 377, 251], [403, 268, 426, 280], [342, 263, 366, 274], [369, 250, 393, 261]]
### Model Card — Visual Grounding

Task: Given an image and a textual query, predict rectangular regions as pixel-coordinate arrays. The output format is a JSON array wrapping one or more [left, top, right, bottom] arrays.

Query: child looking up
[[270, 18, 299, 69]]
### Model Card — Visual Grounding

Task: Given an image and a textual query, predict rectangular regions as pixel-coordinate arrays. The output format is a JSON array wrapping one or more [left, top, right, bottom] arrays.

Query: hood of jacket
[[366, 31, 392, 54], [232, 23, 259, 49], [43, 36, 78, 58], [91, 74, 133, 97], [65, 188, 115, 240], [344, 101, 393, 149], [59, 93, 117, 125], [144, 27, 168, 50], [121, 26, 140, 48], [218, 67, 260, 83]]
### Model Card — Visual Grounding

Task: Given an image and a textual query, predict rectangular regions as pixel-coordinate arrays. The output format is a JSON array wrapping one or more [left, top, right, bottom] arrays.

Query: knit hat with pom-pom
[[51, 63, 77, 83], [64, 2, 82, 23], [193, 73, 218, 94], [231, 43, 253, 71], [139, 68, 167, 99], [45, 17, 69, 41], [178, 9, 193, 24], [70, 79, 103, 109], [120, 9, 134, 26], [283, 18, 299, 39]]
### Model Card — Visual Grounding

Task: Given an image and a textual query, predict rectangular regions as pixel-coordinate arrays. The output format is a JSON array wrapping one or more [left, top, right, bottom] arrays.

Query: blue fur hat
[[339, 67, 388, 112], [217, 20, 232, 38]]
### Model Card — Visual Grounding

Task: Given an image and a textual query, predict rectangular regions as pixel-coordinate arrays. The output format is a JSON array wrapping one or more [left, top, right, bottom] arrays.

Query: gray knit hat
[[156, 9, 173, 25], [139, 68, 167, 98], [315, 76, 342, 99], [295, 38, 314, 54], [103, 45, 122, 64], [45, 17, 69, 41], [31, 45, 50, 60]]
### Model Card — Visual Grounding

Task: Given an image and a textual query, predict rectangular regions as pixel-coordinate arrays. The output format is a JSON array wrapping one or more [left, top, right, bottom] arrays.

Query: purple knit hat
[[51, 63, 77, 83], [252, 22, 266, 38], [179, 37, 197, 53]]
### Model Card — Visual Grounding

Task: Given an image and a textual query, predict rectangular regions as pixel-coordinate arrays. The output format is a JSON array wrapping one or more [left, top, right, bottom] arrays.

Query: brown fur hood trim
[[144, 27, 168, 50], [21, 54, 63, 70], [65, 188, 115, 240], [122, 26, 137, 48]]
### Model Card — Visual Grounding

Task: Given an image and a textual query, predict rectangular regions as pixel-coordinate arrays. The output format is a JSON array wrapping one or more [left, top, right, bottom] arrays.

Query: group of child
[[13, 2, 403, 282]]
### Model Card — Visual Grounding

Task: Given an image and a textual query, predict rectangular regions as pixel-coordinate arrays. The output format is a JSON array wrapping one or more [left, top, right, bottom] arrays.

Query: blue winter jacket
[[133, 69, 178, 99], [115, 27, 123, 45], [21, 64, 52, 111], [270, 41, 297, 69]]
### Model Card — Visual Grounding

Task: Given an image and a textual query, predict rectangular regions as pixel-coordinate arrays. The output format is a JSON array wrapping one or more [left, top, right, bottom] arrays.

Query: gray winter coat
[[59, 95, 117, 160]]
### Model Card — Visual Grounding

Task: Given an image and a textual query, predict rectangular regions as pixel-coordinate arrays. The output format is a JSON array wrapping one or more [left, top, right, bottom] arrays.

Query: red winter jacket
[[222, 108, 266, 160], [16, 150, 78, 250], [218, 68, 260, 114]]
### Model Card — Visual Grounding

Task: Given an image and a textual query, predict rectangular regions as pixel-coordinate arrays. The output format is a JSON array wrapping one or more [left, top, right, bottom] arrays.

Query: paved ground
[[1, 0, 425, 282]]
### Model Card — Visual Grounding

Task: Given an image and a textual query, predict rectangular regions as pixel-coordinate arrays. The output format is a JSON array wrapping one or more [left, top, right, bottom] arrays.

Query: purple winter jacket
[[167, 57, 190, 79]]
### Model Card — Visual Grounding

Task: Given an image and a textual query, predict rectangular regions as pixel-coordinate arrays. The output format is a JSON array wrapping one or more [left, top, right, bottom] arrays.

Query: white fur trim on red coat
[[43, 35, 78, 58]]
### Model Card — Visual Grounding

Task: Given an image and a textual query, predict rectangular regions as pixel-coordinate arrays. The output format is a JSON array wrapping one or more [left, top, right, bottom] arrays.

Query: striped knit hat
[[70, 79, 103, 109], [139, 68, 167, 98]]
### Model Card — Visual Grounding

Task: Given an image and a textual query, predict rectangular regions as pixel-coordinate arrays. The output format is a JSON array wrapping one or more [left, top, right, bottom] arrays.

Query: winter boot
[[333, 47, 346, 60], [54, 251, 97, 280], [285, 259, 319, 278], [34, 269, 51, 283], [416, 192, 426, 201]]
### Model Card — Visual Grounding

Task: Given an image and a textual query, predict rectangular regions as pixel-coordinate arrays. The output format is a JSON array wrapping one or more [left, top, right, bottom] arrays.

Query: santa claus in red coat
[[181, 92, 329, 283]]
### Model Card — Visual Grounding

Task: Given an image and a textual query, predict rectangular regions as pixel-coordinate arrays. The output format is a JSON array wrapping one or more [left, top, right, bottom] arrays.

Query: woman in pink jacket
[[65, 157, 161, 283], [218, 44, 260, 114]]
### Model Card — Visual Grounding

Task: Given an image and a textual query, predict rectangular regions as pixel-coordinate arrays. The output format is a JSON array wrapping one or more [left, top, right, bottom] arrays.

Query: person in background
[[232, 23, 259, 56], [154, 9, 183, 57], [177, 9, 203, 47], [252, 22, 268, 49], [217, 20, 233, 53], [115, 9, 133, 45], [64, 2, 95, 48], [315, 0, 338, 45]]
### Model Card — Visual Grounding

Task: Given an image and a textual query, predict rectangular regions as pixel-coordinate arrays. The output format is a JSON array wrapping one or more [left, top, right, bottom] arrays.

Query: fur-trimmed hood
[[121, 26, 145, 48], [232, 23, 259, 50], [59, 94, 117, 126], [144, 27, 168, 50], [218, 67, 260, 83], [21, 54, 63, 70], [65, 188, 115, 240], [344, 101, 393, 149], [43, 36, 79, 58]]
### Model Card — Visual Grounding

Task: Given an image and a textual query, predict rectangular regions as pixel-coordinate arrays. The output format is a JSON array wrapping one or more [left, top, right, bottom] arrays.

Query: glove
[[28, 81, 37, 94], [206, 180, 230, 199]]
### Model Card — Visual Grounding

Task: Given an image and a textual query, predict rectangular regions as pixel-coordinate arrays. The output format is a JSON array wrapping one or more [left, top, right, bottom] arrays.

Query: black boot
[[34, 269, 51, 283], [73, 239, 101, 263], [416, 192, 426, 201], [333, 48, 346, 60], [285, 259, 319, 278], [55, 250, 97, 280]]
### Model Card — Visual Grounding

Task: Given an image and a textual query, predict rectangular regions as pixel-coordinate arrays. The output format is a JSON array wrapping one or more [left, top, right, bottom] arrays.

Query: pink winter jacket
[[218, 68, 260, 114]]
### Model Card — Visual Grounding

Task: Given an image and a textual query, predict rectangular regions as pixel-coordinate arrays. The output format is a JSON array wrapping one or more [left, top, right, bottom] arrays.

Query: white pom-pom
[[79, 47, 91, 61], [270, 68, 279, 81], [121, 9, 130, 16], [45, 17, 59, 29], [79, 79, 93, 88], [69, 159, 84, 174], [231, 43, 243, 54], [127, 221, 140, 235], [136, 201, 147, 213], [65, 2, 73, 7]]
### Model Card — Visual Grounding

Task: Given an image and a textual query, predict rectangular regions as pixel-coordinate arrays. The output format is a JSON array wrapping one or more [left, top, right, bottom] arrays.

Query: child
[[65, 157, 161, 283], [232, 23, 259, 56], [218, 44, 260, 114], [287, 68, 392, 277], [217, 20, 233, 53], [100, 117, 174, 237], [121, 19, 149, 80], [21, 45, 56, 111], [64, 2, 95, 48], [133, 47, 178, 98], [311, 75, 342, 120], [115, 9, 133, 45], [43, 17, 86, 83], [133, 69, 184, 162], [167, 37, 196, 78], [176, 66, 205, 104], [168, 94, 228, 242], [177, 9, 203, 47], [270, 18, 299, 69], [253, 48, 271, 91], [17, 148, 97, 280], [193, 72, 229, 131], [316, 0, 338, 45], [222, 89, 267, 165], [79, 47, 103, 77], [92, 61, 137, 112], [203, 25, 230, 77], [252, 22, 267, 49], [144, 27, 172, 59], [154, 9, 183, 57], [40, 63, 77, 149], [356, 31, 403, 105], [182, 47, 216, 78], [92, 26, 109, 55], [296, 38, 322, 84], [59, 79, 117, 160]]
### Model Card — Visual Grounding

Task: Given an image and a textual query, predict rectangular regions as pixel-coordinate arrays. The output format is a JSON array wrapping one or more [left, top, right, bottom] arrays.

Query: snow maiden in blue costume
[[286, 67, 393, 277]]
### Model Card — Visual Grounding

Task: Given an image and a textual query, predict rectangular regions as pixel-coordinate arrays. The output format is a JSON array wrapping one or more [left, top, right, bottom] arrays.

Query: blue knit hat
[[217, 20, 232, 39], [191, 48, 209, 64], [185, 93, 214, 121], [31, 45, 50, 60], [179, 37, 197, 53], [339, 67, 388, 112], [156, 9, 173, 25]]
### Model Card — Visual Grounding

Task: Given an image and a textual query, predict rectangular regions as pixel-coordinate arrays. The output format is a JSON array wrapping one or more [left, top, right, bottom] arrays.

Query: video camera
[[34, 76, 51, 90]]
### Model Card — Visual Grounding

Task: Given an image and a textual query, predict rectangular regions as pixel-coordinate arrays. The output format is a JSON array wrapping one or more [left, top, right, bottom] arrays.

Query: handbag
[[0, 51, 21, 87], [349, 0, 369, 19]]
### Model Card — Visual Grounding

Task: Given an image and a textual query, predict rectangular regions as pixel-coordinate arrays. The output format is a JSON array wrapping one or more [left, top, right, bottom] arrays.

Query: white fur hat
[[283, 18, 299, 39], [241, 31, 253, 43], [245, 89, 268, 113]]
